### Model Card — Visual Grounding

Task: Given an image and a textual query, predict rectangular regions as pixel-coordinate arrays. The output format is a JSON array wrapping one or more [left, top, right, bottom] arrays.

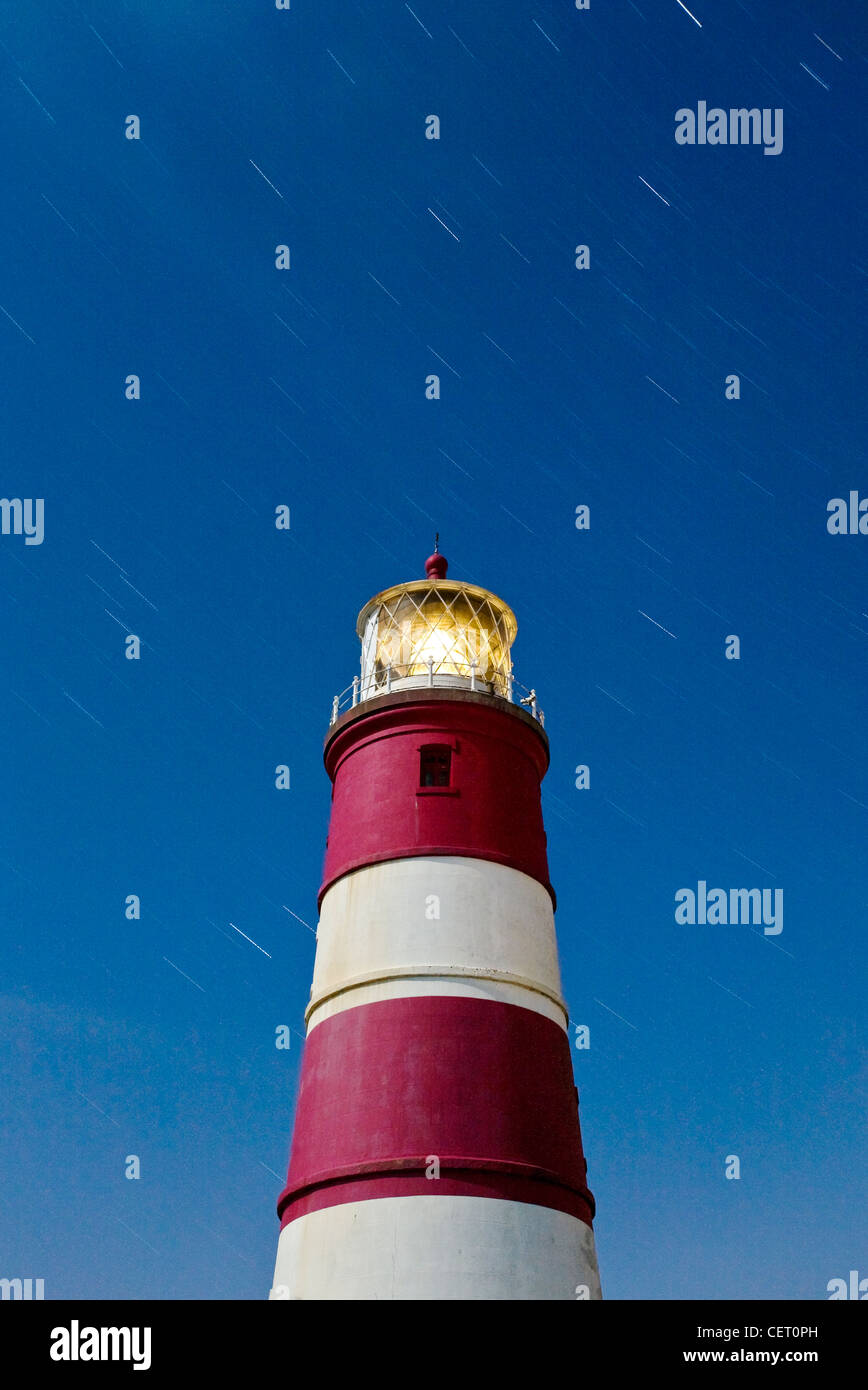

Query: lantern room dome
[[355, 553, 517, 702]]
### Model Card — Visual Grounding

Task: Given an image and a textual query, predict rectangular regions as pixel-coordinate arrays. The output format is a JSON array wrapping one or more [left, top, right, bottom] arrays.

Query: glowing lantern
[[357, 549, 517, 698]]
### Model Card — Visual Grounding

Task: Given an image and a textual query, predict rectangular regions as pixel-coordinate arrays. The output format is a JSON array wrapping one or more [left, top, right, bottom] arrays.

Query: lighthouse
[[271, 547, 602, 1300]]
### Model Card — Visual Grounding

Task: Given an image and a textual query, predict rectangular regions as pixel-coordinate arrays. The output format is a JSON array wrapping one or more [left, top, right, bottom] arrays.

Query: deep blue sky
[[1, 0, 865, 1300]]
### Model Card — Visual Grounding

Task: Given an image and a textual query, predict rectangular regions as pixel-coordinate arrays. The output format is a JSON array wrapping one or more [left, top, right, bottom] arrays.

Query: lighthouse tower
[[271, 548, 602, 1300]]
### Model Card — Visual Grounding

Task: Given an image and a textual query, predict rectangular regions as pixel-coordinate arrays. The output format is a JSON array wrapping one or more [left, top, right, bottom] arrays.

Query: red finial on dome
[[425, 532, 448, 580]]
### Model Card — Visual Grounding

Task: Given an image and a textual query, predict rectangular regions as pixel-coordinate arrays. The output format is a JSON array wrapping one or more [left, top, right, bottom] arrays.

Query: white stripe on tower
[[272, 1197, 602, 1301], [307, 855, 568, 1031]]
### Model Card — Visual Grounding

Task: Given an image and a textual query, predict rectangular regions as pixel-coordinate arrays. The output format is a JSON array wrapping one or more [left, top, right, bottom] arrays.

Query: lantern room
[[356, 548, 518, 701], [328, 547, 545, 727]]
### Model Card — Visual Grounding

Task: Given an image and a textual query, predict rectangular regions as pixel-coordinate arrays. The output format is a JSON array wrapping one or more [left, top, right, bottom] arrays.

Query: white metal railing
[[329, 663, 545, 727]]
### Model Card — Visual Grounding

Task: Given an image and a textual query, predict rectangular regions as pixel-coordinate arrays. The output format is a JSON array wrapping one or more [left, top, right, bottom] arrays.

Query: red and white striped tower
[[271, 547, 601, 1300]]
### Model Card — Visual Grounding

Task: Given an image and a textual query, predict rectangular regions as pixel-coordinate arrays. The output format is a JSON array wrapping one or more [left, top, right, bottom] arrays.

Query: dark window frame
[[417, 742, 460, 796]]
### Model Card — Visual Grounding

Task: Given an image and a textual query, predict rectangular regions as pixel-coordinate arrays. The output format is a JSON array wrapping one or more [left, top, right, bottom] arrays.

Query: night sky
[[2, 0, 866, 1300]]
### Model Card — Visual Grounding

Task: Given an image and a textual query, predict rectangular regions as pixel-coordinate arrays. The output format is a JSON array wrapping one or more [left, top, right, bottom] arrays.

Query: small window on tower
[[419, 745, 451, 788]]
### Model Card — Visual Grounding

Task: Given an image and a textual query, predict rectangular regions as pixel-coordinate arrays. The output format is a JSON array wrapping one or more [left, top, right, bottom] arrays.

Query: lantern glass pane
[[358, 581, 516, 697]]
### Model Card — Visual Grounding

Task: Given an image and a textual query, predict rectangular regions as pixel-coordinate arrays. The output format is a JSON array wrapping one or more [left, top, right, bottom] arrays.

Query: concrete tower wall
[[273, 1197, 601, 1301], [319, 692, 553, 904], [273, 660, 601, 1299], [308, 855, 567, 1031]]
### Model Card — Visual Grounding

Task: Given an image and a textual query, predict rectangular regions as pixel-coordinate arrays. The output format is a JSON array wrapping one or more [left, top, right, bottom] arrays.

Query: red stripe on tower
[[271, 546, 602, 1301], [277, 996, 594, 1224], [320, 694, 553, 904]]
